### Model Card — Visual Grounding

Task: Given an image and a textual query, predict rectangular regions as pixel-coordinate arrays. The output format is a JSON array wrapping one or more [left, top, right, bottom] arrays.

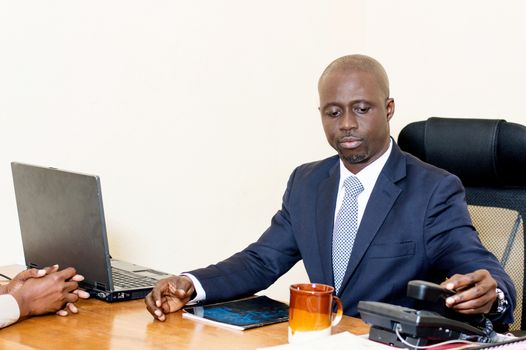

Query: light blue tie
[[332, 176, 364, 294]]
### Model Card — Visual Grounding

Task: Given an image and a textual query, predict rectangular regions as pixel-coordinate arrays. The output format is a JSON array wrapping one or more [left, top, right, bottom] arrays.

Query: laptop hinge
[[94, 281, 108, 291]]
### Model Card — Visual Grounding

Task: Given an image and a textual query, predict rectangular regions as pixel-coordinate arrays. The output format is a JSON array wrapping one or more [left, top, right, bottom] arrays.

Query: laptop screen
[[11, 162, 114, 291]]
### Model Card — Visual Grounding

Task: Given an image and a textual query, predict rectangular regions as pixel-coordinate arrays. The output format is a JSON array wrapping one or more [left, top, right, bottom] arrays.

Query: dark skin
[[1, 265, 90, 319], [144, 275, 194, 321], [145, 55, 498, 321], [441, 270, 497, 314], [318, 68, 394, 175]]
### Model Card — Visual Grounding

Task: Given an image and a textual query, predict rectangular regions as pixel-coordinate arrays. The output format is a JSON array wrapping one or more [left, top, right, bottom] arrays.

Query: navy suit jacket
[[190, 142, 516, 324]]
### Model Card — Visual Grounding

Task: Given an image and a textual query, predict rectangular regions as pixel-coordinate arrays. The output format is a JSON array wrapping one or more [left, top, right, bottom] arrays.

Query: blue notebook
[[182, 295, 289, 330]]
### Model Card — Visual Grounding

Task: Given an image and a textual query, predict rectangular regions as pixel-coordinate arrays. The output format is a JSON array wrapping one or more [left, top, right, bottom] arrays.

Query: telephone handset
[[407, 280, 487, 326], [406, 280, 455, 302], [358, 280, 494, 348]]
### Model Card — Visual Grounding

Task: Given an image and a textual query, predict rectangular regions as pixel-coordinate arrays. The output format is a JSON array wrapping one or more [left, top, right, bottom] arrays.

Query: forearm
[[190, 212, 301, 302], [189, 167, 302, 303], [425, 175, 516, 324], [190, 244, 300, 303]]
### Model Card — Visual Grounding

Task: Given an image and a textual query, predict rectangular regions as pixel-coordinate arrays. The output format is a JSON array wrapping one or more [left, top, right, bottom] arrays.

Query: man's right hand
[[145, 276, 195, 321]]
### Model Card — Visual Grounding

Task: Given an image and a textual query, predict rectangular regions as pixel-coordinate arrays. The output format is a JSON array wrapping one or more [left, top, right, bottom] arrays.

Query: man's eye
[[354, 106, 370, 114], [326, 110, 341, 118]]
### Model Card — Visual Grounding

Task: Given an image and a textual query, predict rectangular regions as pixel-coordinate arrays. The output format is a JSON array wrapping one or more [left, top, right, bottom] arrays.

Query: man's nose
[[339, 111, 358, 130]]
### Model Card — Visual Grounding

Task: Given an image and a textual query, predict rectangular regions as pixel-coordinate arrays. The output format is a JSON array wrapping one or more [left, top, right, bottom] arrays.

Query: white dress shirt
[[334, 140, 393, 227], [182, 273, 205, 304], [0, 294, 20, 328]]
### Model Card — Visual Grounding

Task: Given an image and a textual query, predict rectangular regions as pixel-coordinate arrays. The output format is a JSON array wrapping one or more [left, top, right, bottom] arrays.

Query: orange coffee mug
[[288, 283, 343, 343]]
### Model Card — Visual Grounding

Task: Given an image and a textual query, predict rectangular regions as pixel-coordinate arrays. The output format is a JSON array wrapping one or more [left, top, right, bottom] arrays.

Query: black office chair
[[398, 117, 526, 331]]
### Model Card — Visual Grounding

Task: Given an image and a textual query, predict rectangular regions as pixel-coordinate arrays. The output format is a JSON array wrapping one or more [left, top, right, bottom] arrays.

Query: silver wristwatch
[[495, 287, 508, 314]]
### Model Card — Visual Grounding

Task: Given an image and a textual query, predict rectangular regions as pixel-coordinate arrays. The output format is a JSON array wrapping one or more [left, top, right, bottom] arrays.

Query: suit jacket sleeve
[[422, 172, 516, 325], [187, 168, 302, 303]]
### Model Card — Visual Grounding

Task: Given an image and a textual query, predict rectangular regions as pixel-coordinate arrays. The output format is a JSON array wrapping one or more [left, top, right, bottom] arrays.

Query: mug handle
[[331, 296, 343, 327]]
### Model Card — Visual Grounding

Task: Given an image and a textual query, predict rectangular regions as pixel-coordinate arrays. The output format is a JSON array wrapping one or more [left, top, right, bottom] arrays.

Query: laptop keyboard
[[111, 268, 159, 289]]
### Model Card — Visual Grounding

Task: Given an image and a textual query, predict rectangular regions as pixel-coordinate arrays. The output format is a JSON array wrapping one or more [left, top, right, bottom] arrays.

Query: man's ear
[[386, 98, 395, 121]]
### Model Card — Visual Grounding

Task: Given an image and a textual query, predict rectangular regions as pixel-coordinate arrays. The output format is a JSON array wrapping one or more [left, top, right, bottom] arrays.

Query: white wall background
[[1, 1, 525, 302]]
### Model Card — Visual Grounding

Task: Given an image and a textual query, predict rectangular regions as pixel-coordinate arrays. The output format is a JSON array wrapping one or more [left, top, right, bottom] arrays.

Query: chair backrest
[[398, 117, 526, 331]]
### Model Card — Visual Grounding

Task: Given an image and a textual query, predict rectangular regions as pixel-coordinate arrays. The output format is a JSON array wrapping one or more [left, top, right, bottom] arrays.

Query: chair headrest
[[398, 117, 526, 187]]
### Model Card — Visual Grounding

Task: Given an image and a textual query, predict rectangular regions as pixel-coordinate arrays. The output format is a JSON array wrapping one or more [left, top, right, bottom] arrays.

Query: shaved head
[[318, 54, 390, 99], [317, 54, 394, 173]]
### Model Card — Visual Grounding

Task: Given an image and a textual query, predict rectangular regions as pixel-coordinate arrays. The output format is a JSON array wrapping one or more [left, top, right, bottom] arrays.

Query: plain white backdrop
[[1, 1, 525, 302]]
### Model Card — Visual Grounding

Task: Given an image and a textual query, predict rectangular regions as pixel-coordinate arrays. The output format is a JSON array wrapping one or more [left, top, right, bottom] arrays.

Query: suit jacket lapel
[[338, 143, 407, 295], [316, 160, 340, 286]]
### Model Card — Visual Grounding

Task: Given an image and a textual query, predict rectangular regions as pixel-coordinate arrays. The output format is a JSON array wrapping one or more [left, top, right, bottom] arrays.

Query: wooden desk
[[0, 298, 369, 349]]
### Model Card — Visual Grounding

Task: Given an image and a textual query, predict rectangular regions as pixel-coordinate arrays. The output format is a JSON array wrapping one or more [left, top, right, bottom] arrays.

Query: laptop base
[[88, 287, 153, 302]]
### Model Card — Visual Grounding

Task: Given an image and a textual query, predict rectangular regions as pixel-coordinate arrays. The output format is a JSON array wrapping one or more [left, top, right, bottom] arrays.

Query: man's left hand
[[441, 269, 497, 314]]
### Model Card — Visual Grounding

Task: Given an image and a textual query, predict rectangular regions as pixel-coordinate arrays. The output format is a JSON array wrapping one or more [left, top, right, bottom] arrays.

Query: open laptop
[[11, 162, 173, 302]]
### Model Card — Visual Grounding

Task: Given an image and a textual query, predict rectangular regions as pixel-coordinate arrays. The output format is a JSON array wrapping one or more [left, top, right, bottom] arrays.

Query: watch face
[[495, 288, 508, 313]]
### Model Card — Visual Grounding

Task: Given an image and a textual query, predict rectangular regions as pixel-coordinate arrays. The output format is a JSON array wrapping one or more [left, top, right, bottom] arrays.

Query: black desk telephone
[[358, 280, 497, 348]]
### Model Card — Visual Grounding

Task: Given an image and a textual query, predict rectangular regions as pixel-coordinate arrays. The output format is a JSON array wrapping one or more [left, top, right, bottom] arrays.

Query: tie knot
[[343, 176, 363, 197]]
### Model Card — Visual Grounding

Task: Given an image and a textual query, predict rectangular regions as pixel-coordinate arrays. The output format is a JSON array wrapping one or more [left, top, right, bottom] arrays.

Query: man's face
[[319, 69, 394, 174]]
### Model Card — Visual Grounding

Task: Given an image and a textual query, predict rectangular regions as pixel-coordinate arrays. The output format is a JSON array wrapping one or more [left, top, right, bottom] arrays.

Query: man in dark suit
[[145, 55, 515, 326]]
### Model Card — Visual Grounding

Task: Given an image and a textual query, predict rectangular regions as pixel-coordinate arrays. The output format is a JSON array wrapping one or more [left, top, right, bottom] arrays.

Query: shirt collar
[[338, 139, 393, 192]]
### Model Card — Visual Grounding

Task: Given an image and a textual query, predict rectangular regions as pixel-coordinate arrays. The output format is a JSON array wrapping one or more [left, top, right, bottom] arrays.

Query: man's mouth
[[338, 136, 362, 150]]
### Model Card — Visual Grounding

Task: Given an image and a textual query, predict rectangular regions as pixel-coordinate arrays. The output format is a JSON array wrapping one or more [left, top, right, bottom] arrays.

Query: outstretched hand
[[440, 269, 497, 315], [145, 276, 195, 321]]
